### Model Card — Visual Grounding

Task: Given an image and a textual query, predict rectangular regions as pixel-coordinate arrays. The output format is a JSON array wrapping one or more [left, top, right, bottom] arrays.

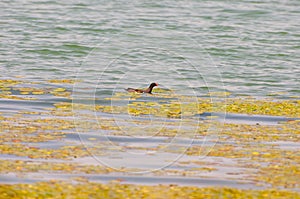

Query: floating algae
[[0, 78, 300, 197], [0, 181, 299, 199]]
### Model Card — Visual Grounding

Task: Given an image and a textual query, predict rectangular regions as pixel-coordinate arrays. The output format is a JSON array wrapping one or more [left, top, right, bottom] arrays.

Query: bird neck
[[145, 84, 155, 93]]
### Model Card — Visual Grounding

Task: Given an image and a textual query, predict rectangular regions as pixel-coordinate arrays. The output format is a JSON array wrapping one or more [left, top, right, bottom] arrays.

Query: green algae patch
[[102, 94, 300, 118], [0, 144, 96, 160], [220, 121, 300, 142], [0, 79, 23, 88], [224, 99, 300, 117], [0, 181, 299, 199], [1, 79, 72, 100], [0, 160, 118, 174], [48, 79, 78, 84]]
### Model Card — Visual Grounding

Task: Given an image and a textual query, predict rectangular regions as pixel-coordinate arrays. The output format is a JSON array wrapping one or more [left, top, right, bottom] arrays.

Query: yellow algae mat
[[0, 79, 299, 198], [1, 182, 300, 199]]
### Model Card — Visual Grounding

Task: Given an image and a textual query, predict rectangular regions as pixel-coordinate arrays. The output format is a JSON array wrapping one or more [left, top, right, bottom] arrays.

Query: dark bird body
[[125, 83, 158, 94]]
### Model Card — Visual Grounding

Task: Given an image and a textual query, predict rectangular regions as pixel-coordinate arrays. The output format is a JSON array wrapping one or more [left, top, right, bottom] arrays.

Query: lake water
[[1, 0, 299, 98], [0, 0, 299, 191]]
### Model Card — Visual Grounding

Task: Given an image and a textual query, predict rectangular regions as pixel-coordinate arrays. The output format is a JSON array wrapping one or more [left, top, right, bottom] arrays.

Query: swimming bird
[[125, 83, 158, 94]]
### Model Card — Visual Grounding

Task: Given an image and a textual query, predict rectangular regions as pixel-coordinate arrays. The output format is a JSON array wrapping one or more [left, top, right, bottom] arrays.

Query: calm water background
[[1, 0, 299, 97]]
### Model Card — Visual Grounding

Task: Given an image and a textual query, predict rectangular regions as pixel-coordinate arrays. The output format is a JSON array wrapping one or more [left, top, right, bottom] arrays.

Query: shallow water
[[0, 0, 299, 192]]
